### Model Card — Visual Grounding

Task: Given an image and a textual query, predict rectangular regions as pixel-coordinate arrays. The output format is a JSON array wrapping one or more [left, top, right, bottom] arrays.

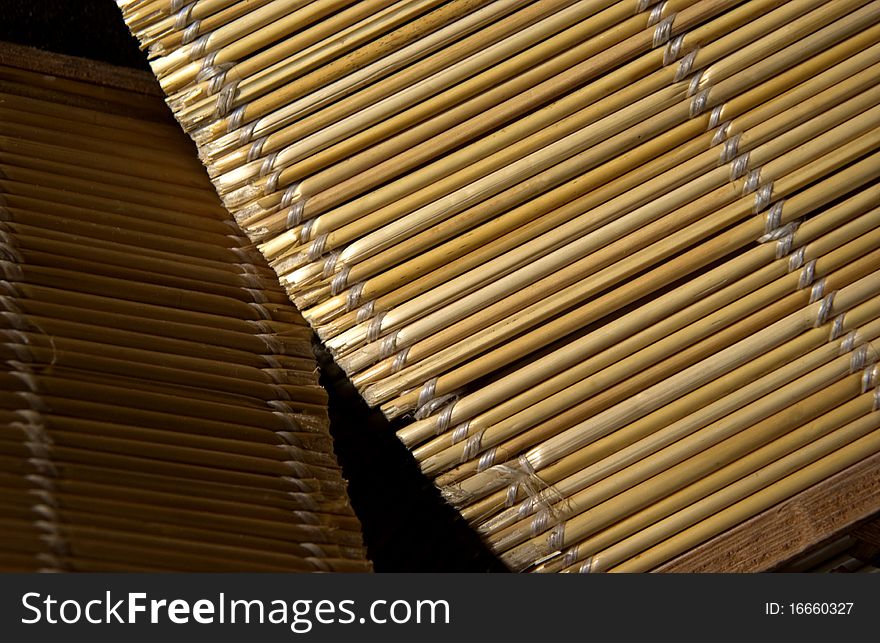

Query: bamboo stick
[[213, 0, 597, 162], [371, 126, 880, 413], [442, 219, 880, 481], [287, 0, 786, 221], [196, 0, 526, 150], [233, 0, 755, 228], [0, 90, 184, 141], [0, 136, 212, 188], [419, 192, 879, 463], [0, 65, 169, 119], [150, 0, 318, 79], [442, 265, 880, 511], [516, 269, 880, 476], [171, 0, 422, 119], [0, 219, 276, 276], [548, 396, 880, 573], [259, 0, 849, 264], [479, 307, 880, 544], [0, 447, 327, 506], [335, 73, 880, 370], [157, 0, 363, 93], [423, 238, 880, 480], [1, 329, 316, 388], [229, 0, 659, 216], [142, 0, 278, 54], [400, 175, 880, 450], [447, 251, 880, 518], [305, 30, 880, 329], [459, 295, 880, 525], [0, 152, 225, 216], [270, 0, 856, 270], [608, 425, 880, 573], [0, 105, 191, 153], [500, 367, 877, 570], [0, 121, 201, 172]]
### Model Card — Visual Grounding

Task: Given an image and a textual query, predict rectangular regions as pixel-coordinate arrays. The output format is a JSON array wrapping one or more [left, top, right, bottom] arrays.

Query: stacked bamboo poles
[[0, 49, 369, 572], [119, 0, 880, 572]]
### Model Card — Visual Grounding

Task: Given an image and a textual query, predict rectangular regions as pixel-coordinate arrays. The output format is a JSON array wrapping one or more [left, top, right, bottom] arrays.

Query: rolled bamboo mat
[[0, 43, 370, 572], [117, 0, 880, 572]]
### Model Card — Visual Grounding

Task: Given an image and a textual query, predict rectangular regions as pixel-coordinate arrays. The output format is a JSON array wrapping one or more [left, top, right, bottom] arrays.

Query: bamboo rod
[[196, 0, 525, 149], [1, 338, 316, 399], [419, 193, 880, 464], [447, 252, 880, 517], [0, 136, 212, 188], [286, 0, 792, 222], [150, 0, 318, 79], [608, 424, 880, 573], [500, 367, 877, 570], [212, 0, 598, 166], [400, 176, 880, 450], [233, 0, 756, 228], [158, 0, 363, 93], [143, 0, 278, 54], [0, 152, 225, 216], [480, 307, 880, 544], [423, 238, 880, 479], [4, 228, 259, 278], [259, 0, 820, 263], [443, 223, 880, 496], [549, 396, 880, 573], [443, 266, 880, 510], [0, 89, 184, 140], [372, 127, 880, 413], [459, 296, 880, 526], [231, 0, 657, 217], [305, 30, 880, 330], [336, 73, 880, 371], [171, 0, 421, 119]]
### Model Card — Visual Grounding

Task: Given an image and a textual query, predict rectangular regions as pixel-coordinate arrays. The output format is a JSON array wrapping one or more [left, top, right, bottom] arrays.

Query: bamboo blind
[[0, 44, 369, 572], [118, 0, 880, 572]]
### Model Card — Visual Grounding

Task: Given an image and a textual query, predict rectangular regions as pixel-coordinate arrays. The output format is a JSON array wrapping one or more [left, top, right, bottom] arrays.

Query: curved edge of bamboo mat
[[654, 450, 880, 573], [0, 40, 164, 103]]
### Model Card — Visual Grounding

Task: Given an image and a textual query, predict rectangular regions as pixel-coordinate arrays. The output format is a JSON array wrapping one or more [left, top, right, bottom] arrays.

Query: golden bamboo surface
[[0, 44, 369, 572], [118, 0, 880, 571]]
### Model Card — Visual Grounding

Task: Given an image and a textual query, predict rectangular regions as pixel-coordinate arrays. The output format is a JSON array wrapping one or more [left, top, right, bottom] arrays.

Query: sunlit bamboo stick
[[371, 125, 880, 413], [196, 0, 527, 151], [421, 235, 880, 479], [232, 0, 756, 230], [607, 423, 880, 573], [441, 265, 880, 512], [334, 74, 880, 371], [457, 288, 880, 525], [548, 396, 880, 573], [500, 364, 878, 570], [171, 0, 421, 119], [304, 31, 880, 329], [481, 311, 880, 550], [400, 168, 880, 450], [259, 0, 828, 264], [230, 0, 665, 223], [140, 0, 277, 54]]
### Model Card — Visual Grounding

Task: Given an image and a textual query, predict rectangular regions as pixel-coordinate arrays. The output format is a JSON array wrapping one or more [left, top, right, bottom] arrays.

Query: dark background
[[0, 0, 505, 572]]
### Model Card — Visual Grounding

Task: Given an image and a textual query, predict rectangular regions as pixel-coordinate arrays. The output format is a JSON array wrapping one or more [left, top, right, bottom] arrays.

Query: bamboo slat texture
[[118, 0, 880, 572], [0, 43, 370, 572]]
